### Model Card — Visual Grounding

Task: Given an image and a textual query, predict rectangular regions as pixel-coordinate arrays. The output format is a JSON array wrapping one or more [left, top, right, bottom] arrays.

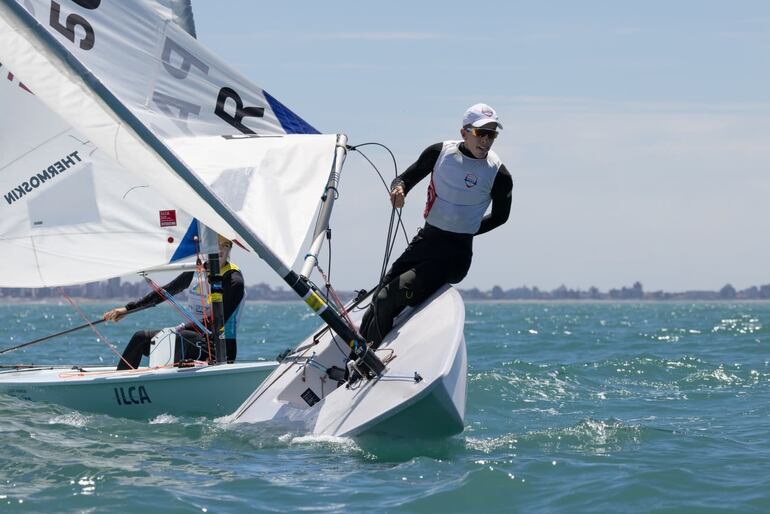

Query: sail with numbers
[[0, 0, 337, 287], [0, 64, 201, 287]]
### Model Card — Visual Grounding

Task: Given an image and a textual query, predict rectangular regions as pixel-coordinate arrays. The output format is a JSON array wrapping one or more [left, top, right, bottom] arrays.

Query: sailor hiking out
[[359, 103, 513, 346]]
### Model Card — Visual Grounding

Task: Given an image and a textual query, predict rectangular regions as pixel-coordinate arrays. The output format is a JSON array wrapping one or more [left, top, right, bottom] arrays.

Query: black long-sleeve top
[[392, 142, 513, 235], [125, 268, 244, 340]]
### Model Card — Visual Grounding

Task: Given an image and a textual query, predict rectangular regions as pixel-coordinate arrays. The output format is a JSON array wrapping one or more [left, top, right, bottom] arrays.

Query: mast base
[[346, 344, 386, 384]]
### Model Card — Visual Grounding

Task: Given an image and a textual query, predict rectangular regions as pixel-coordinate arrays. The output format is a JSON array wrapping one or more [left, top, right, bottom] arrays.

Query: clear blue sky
[[190, 0, 770, 293]]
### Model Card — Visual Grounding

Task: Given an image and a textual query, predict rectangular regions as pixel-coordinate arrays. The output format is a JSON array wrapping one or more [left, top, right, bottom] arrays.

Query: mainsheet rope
[[194, 261, 214, 363], [193, 236, 215, 363], [315, 263, 355, 330], [141, 275, 209, 336], [347, 144, 405, 343], [59, 288, 135, 370]]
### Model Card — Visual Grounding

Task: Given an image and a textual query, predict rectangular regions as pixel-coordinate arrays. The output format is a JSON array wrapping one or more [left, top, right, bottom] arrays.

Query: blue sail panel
[[170, 218, 199, 262], [264, 90, 319, 134]]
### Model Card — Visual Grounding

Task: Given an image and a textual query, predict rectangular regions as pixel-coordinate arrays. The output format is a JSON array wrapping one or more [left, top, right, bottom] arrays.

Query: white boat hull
[[0, 361, 277, 419], [229, 285, 467, 438]]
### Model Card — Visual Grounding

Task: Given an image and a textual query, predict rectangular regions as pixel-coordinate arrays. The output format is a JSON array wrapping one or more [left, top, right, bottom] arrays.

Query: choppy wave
[[1, 301, 770, 512]]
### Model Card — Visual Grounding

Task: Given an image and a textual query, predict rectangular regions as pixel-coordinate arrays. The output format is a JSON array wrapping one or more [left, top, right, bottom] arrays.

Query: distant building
[[719, 284, 737, 299]]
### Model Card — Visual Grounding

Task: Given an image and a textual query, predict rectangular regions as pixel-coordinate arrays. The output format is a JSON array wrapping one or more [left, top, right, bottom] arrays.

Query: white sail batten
[[0, 0, 336, 277]]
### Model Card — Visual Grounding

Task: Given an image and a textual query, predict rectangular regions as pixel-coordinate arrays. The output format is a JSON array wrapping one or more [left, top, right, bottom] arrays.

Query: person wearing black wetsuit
[[360, 103, 513, 346], [104, 237, 245, 370]]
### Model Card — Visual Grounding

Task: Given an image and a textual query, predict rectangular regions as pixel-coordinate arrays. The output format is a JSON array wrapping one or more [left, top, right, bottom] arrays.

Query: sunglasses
[[467, 127, 499, 140]]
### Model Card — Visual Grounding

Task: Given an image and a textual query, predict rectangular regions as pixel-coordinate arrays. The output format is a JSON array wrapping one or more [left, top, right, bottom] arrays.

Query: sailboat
[[0, 0, 467, 436], [0, 0, 279, 419]]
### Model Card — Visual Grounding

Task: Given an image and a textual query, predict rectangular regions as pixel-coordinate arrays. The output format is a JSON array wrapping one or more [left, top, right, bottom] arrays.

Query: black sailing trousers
[[359, 224, 472, 347], [117, 330, 236, 370]]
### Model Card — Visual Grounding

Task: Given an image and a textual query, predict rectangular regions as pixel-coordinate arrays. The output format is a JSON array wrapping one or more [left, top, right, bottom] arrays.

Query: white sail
[[0, 66, 200, 287], [150, 0, 196, 38], [0, 0, 337, 276], [0, 0, 241, 288]]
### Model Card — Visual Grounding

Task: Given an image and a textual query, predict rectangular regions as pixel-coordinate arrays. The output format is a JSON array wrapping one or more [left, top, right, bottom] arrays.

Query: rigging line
[[195, 261, 214, 361], [370, 206, 401, 343], [316, 265, 355, 330], [320, 234, 358, 352], [299, 356, 328, 373], [342, 143, 406, 343], [285, 284, 377, 359], [317, 216, 356, 338], [142, 276, 209, 335], [348, 142, 399, 182], [307, 220, 343, 321], [235, 280, 367, 418], [348, 144, 410, 245], [193, 236, 214, 361], [282, 287, 379, 362], [281, 328, 349, 361], [0, 304, 151, 356], [59, 288, 134, 369]]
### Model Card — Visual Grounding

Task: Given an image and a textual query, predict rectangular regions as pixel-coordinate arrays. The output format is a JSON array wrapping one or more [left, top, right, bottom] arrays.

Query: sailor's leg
[[360, 270, 413, 346], [359, 229, 428, 341], [362, 260, 453, 347], [378, 228, 426, 287], [225, 339, 236, 363], [174, 330, 210, 364], [117, 330, 159, 370]]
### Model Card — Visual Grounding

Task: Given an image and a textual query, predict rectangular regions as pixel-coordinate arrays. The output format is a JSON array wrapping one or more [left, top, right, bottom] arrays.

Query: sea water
[[0, 301, 768, 513]]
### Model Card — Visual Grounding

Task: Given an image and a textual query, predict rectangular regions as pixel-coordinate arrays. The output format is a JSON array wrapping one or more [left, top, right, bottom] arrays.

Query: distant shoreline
[[3, 297, 770, 306], [2, 279, 768, 303]]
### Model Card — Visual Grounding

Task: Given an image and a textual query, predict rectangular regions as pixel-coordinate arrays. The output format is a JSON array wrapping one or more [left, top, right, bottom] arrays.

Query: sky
[[188, 0, 770, 293]]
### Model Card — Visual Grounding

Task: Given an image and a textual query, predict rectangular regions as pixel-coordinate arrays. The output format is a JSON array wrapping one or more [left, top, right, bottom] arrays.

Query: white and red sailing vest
[[423, 141, 502, 234]]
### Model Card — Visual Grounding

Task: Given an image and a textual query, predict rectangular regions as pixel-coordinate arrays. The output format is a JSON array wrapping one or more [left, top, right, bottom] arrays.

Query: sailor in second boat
[[359, 103, 513, 346], [103, 236, 245, 370]]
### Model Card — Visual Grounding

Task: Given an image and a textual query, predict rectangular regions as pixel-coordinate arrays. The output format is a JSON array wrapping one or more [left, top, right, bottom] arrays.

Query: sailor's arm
[[103, 271, 194, 321], [476, 165, 513, 236], [389, 143, 441, 207]]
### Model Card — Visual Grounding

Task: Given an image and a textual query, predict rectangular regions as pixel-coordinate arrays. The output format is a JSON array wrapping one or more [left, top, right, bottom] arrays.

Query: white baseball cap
[[463, 103, 503, 129]]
